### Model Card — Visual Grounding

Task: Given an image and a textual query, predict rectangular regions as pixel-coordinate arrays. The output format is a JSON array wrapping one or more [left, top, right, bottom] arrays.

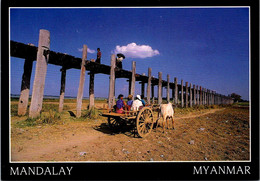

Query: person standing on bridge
[[96, 48, 101, 63], [116, 53, 125, 69]]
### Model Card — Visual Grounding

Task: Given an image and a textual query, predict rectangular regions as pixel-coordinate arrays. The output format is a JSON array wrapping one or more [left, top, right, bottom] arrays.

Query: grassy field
[[233, 102, 249, 106], [10, 98, 231, 127]]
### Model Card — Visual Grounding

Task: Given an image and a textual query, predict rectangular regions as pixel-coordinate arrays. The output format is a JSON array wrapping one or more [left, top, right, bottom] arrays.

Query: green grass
[[11, 104, 18, 116], [15, 117, 38, 128], [10, 103, 70, 116], [40, 110, 61, 124], [80, 107, 102, 120], [234, 102, 249, 106], [15, 110, 63, 128]]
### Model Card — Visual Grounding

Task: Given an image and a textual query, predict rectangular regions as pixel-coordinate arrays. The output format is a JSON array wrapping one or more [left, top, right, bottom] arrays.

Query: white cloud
[[78, 48, 95, 54], [112, 43, 160, 59]]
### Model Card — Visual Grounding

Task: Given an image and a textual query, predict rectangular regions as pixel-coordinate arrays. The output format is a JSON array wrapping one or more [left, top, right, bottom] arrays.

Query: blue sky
[[10, 7, 249, 100]]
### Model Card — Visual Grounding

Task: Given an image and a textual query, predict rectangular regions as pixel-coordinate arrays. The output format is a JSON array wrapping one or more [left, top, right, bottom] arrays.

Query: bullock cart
[[101, 105, 160, 138]]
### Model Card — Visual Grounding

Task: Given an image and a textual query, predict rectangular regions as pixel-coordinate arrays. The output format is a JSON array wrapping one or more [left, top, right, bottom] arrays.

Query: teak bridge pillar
[[141, 82, 145, 99], [151, 84, 155, 104], [185, 82, 188, 108], [199, 86, 202, 105], [167, 74, 170, 103], [29, 29, 50, 118], [76, 44, 88, 118], [193, 84, 196, 106], [58, 68, 66, 112], [158, 72, 162, 104], [189, 83, 192, 107], [146, 68, 152, 105], [196, 85, 199, 105], [18, 58, 33, 116], [89, 72, 95, 109], [181, 80, 184, 108], [174, 77, 178, 105], [108, 54, 116, 109], [130, 61, 136, 100]]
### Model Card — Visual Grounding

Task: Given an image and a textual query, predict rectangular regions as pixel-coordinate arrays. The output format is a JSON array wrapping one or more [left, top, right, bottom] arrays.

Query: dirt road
[[11, 107, 249, 162]]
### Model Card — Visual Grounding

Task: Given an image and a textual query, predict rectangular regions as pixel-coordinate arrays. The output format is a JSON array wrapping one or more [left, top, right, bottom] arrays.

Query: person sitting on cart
[[131, 95, 143, 111], [127, 95, 133, 107], [140, 95, 146, 106], [116, 94, 130, 114]]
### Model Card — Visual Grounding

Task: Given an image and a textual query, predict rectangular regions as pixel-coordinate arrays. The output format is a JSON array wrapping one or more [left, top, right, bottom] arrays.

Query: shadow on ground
[[93, 123, 140, 138]]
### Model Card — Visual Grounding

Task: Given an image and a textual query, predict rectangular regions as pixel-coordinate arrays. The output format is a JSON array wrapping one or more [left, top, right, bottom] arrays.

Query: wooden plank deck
[[101, 112, 137, 119]]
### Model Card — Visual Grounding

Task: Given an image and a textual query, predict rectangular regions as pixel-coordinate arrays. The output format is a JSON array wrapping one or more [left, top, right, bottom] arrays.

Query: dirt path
[[174, 108, 223, 120], [11, 107, 249, 162]]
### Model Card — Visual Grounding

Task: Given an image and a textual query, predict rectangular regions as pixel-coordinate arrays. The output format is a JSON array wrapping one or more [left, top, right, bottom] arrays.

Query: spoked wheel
[[108, 117, 121, 130], [136, 107, 154, 138]]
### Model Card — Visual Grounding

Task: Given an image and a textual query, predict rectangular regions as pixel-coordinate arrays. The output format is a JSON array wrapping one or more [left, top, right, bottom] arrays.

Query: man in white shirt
[[131, 95, 143, 111]]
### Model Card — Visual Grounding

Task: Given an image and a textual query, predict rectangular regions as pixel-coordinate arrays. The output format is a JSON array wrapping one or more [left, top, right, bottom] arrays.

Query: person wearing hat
[[116, 53, 125, 69], [127, 95, 133, 107], [131, 95, 143, 111]]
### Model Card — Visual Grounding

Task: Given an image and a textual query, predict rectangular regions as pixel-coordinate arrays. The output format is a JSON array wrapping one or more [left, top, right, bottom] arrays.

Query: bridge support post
[[196, 85, 199, 105], [174, 77, 178, 105], [158, 72, 162, 104], [128, 79, 131, 96], [190, 83, 192, 107], [29, 29, 50, 118], [207, 89, 210, 105], [172, 86, 174, 102], [141, 82, 145, 99], [146, 68, 151, 105], [201, 88, 203, 105], [185, 82, 188, 108], [193, 84, 196, 106], [89, 72, 95, 109], [58, 68, 66, 112], [130, 61, 136, 100], [167, 74, 170, 103], [212, 91, 214, 105], [204, 88, 207, 105], [213, 91, 215, 105], [202, 88, 205, 105], [211, 91, 213, 105], [209, 90, 212, 105], [206, 89, 208, 105], [210, 90, 212, 105], [18, 58, 33, 116], [199, 86, 202, 105], [181, 80, 184, 108], [76, 44, 88, 117], [151, 84, 155, 104], [108, 54, 116, 109]]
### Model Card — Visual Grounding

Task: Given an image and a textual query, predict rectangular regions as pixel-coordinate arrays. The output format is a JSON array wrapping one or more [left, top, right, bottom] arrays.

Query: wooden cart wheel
[[136, 107, 154, 138], [108, 117, 121, 130]]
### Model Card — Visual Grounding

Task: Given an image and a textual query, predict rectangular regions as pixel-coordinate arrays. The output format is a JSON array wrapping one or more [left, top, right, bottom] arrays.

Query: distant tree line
[[229, 93, 248, 102]]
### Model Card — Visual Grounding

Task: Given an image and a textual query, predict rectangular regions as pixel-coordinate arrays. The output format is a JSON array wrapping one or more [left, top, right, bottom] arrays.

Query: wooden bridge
[[11, 29, 233, 118]]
